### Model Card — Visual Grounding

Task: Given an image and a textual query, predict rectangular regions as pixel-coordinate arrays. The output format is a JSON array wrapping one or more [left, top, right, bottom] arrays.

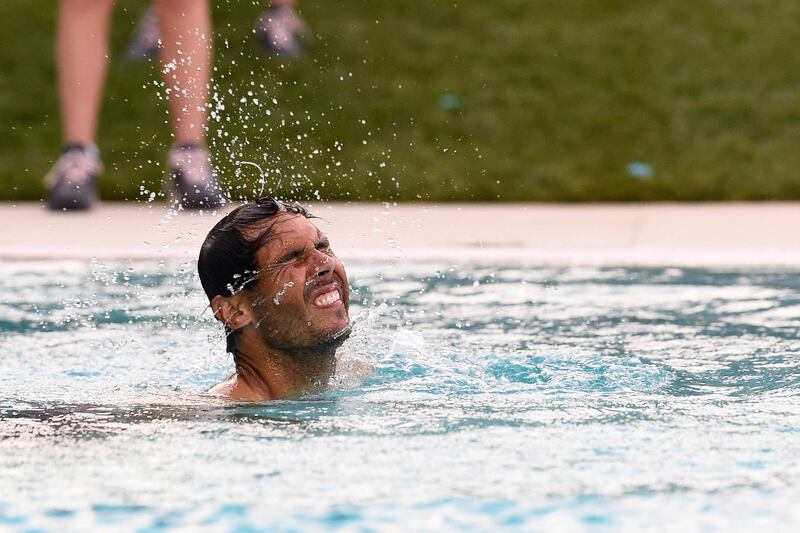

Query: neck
[[232, 335, 337, 400]]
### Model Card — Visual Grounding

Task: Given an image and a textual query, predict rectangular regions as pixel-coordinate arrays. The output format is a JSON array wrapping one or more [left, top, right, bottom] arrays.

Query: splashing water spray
[[273, 281, 295, 305], [236, 160, 281, 198]]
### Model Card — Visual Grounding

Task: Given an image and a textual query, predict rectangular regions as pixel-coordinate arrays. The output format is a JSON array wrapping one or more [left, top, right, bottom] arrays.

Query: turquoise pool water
[[1, 261, 799, 531]]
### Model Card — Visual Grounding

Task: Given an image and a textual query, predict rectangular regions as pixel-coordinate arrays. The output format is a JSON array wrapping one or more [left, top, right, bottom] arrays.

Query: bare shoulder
[[206, 374, 239, 398], [207, 373, 269, 401]]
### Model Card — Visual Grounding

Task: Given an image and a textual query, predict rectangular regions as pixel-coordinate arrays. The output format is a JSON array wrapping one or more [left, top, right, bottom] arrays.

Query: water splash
[[273, 280, 294, 305]]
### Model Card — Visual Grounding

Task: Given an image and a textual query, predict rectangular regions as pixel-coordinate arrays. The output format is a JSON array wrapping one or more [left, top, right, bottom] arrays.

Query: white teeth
[[313, 290, 341, 307]]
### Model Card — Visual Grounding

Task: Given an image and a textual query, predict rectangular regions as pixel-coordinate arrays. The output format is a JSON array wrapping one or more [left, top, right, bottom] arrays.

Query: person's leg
[[46, 0, 112, 211], [154, 0, 222, 208], [154, 0, 212, 146], [57, 0, 115, 145]]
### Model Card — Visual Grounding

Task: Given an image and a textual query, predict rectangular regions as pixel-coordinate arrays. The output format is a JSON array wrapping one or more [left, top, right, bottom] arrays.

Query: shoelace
[[45, 150, 101, 187], [170, 148, 214, 185]]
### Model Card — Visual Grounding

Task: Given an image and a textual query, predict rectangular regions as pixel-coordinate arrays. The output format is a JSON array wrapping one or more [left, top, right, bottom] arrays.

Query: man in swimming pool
[[198, 197, 350, 401]]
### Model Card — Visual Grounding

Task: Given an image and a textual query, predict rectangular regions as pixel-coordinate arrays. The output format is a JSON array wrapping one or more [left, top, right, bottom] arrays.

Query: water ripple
[[0, 261, 798, 530]]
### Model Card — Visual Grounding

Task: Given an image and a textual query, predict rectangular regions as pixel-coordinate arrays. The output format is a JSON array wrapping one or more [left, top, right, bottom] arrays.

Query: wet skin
[[208, 214, 350, 400]]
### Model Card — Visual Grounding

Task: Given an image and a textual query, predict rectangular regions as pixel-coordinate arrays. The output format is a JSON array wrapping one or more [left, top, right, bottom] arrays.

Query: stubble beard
[[254, 304, 352, 361], [257, 317, 352, 388]]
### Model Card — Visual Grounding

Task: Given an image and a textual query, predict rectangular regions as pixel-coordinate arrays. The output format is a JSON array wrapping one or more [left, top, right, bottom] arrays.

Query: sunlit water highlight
[[1, 261, 799, 531]]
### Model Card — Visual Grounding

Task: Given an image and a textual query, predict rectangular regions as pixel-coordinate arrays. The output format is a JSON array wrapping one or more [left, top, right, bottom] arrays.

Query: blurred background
[[3, 0, 800, 202]]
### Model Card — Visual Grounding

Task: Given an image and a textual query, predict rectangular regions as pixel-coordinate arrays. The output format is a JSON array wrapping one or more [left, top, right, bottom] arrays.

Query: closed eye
[[315, 239, 331, 252], [278, 249, 302, 263]]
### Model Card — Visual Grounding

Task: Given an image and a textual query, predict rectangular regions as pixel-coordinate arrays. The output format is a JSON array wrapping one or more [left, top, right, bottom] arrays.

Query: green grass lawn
[[3, 0, 800, 202]]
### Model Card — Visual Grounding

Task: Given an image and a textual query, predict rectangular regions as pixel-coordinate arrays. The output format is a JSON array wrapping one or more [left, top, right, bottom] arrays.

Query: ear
[[211, 294, 254, 331]]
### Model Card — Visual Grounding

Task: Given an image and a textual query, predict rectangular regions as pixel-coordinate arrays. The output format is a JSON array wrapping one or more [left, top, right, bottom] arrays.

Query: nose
[[310, 249, 334, 278]]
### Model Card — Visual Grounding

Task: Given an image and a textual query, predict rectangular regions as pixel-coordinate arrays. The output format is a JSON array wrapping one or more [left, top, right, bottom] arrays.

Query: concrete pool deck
[[1, 201, 799, 267]]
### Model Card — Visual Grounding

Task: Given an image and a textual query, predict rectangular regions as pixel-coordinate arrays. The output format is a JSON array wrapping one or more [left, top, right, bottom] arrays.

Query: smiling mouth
[[311, 286, 342, 308]]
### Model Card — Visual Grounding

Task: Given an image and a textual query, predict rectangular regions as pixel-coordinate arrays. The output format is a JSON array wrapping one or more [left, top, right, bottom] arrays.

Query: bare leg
[[57, 0, 115, 145], [154, 0, 212, 146]]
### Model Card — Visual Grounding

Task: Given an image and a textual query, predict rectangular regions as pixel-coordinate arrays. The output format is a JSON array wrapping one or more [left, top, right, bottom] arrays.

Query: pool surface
[[1, 261, 799, 531]]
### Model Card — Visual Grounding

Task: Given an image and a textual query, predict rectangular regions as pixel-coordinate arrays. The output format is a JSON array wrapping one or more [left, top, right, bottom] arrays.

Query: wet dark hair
[[198, 197, 313, 353]]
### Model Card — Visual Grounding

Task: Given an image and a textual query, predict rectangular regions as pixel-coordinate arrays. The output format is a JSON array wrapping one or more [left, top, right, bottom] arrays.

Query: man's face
[[245, 214, 350, 351]]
